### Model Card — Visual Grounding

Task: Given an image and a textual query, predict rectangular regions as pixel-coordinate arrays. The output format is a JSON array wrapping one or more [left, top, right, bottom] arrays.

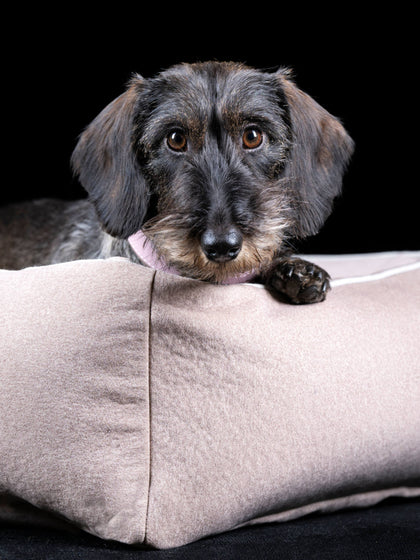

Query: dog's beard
[[142, 202, 291, 283]]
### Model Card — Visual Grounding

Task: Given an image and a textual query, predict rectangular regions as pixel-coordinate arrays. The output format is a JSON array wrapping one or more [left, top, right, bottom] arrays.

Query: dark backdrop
[[3, 12, 417, 255]]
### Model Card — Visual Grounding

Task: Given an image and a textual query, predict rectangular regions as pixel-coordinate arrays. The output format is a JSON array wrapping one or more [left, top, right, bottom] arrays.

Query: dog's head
[[72, 61, 354, 282]]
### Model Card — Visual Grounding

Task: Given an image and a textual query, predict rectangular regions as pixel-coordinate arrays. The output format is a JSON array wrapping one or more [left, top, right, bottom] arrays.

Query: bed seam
[[142, 270, 156, 545]]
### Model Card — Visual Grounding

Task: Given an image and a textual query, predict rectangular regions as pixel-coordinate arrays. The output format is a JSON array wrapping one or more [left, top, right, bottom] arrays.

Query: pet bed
[[0, 252, 419, 549]]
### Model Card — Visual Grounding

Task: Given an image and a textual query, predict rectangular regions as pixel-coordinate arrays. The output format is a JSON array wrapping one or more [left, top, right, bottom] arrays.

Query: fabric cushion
[[1, 252, 419, 549]]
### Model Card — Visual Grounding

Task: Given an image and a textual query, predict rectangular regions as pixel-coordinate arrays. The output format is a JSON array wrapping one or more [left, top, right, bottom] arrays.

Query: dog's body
[[0, 61, 354, 303], [0, 199, 137, 269]]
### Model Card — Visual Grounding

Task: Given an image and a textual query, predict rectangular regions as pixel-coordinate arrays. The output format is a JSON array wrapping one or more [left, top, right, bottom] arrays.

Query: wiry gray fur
[[0, 199, 137, 270], [0, 62, 354, 303]]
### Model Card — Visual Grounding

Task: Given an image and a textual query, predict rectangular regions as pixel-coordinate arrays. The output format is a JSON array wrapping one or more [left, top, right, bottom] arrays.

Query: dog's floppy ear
[[276, 69, 354, 238], [71, 76, 148, 238]]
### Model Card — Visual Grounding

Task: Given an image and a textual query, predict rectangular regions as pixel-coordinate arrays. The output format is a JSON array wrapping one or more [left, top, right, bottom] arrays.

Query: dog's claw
[[285, 265, 294, 278], [266, 257, 331, 304]]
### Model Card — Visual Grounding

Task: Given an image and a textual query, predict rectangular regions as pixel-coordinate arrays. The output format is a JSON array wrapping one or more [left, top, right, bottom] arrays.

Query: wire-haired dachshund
[[0, 61, 354, 303]]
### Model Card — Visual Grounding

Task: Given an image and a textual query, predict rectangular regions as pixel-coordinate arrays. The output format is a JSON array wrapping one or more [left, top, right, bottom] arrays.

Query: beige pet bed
[[1, 252, 419, 549]]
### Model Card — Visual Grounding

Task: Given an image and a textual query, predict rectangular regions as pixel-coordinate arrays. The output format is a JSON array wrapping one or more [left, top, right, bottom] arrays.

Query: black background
[[2, 10, 417, 255]]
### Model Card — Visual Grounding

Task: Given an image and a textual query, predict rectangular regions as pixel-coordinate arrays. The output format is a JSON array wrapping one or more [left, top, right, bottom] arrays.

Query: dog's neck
[[127, 230, 256, 285], [128, 230, 179, 276]]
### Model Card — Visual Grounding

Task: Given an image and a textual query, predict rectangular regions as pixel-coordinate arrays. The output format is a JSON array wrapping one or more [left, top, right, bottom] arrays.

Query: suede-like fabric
[[1, 253, 419, 549], [0, 260, 153, 543]]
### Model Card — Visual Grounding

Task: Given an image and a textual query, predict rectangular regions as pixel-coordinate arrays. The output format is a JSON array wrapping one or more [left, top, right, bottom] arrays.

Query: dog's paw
[[266, 257, 331, 304]]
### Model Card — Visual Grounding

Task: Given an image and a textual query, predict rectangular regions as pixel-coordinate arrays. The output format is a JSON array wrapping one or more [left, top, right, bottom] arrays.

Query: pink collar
[[128, 230, 257, 285]]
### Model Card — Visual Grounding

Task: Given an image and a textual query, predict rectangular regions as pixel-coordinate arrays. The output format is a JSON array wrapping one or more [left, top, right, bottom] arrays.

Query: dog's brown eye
[[242, 127, 263, 149], [167, 130, 187, 152]]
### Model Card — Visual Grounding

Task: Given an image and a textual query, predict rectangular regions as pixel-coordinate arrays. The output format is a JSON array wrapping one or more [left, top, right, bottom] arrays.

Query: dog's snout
[[201, 228, 243, 263]]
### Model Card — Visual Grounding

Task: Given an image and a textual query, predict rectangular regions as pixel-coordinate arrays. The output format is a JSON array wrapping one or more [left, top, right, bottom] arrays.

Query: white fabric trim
[[330, 261, 420, 287]]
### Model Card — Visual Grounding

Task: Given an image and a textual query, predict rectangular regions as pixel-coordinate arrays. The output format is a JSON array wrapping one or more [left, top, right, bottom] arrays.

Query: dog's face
[[72, 62, 354, 282]]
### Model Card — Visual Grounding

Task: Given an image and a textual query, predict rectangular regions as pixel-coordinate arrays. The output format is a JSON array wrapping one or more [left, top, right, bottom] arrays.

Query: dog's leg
[[265, 256, 331, 304]]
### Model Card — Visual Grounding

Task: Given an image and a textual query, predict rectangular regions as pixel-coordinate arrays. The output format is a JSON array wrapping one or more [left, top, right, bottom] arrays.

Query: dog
[[0, 61, 354, 303]]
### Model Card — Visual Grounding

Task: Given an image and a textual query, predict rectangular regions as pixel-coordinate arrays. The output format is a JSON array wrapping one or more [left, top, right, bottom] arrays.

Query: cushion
[[1, 252, 419, 549]]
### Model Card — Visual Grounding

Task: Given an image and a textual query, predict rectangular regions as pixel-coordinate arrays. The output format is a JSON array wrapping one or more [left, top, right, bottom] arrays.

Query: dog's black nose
[[201, 228, 243, 263]]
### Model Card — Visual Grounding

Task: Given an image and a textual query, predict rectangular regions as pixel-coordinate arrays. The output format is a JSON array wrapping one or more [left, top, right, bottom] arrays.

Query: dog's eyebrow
[[235, 112, 274, 125], [138, 116, 190, 149], [222, 110, 282, 136]]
